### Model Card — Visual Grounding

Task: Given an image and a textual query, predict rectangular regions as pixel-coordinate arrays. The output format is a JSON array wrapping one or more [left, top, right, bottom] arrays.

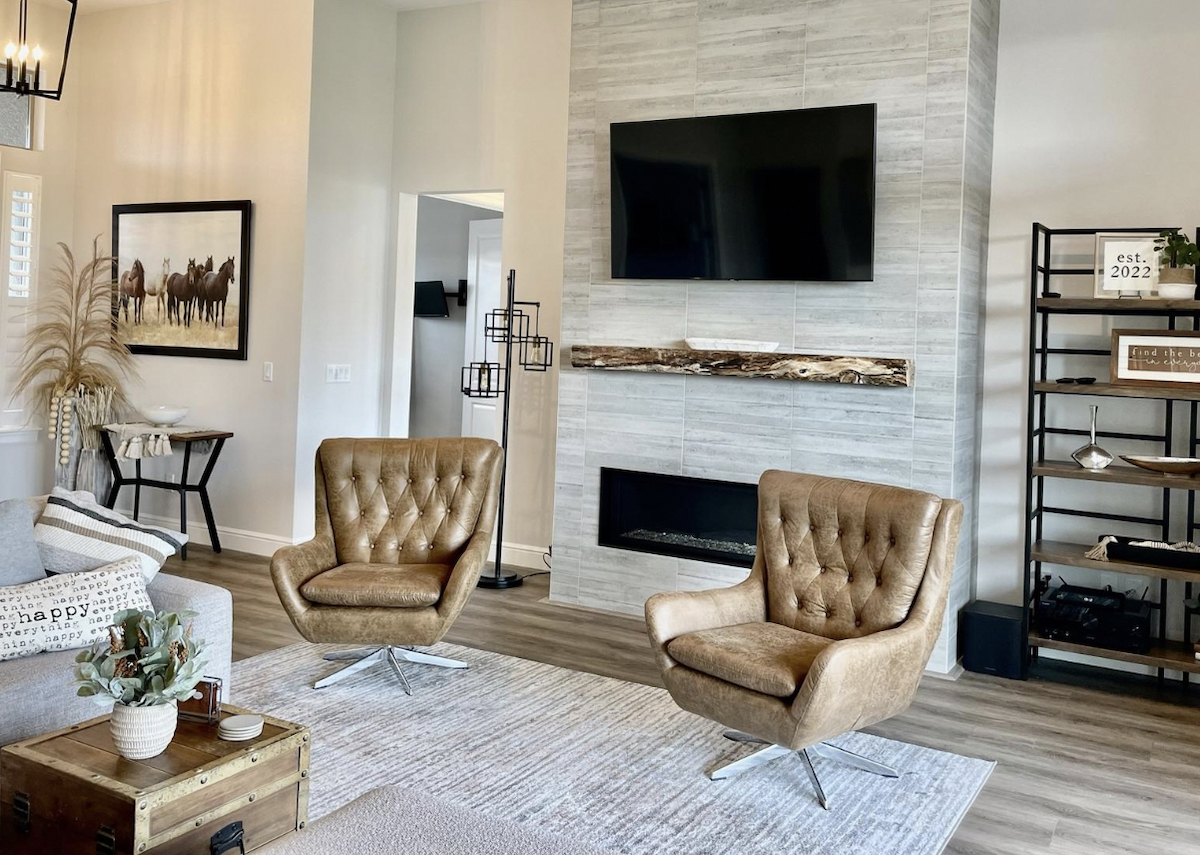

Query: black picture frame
[[112, 200, 252, 360]]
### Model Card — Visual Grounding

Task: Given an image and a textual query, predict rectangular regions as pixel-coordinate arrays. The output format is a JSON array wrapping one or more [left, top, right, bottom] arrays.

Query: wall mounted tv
[[610, 103, 876, 282]]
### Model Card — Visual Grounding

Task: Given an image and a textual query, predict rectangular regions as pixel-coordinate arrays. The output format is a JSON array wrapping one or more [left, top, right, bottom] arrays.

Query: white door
[[462, 219, 504, 440]]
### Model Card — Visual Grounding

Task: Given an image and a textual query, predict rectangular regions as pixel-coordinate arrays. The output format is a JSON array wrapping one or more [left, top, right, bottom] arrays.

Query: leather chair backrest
[[756, 470, 943, 640], [316, 437, 502, 566]]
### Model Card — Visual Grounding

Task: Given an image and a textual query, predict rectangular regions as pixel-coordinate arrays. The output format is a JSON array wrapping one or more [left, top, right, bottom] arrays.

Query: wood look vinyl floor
[[167, 547, 1200, 855]]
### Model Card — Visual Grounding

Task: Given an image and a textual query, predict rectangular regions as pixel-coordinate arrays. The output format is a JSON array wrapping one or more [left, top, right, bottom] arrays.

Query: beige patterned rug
[[232, 642, 994, 855]]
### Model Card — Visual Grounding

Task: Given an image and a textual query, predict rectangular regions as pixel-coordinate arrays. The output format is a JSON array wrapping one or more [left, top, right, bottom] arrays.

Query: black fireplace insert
[[598, 468, 758, 567]]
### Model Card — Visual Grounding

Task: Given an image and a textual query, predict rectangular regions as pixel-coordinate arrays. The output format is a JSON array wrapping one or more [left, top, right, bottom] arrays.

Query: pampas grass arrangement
[[11, 238, 137, 467]]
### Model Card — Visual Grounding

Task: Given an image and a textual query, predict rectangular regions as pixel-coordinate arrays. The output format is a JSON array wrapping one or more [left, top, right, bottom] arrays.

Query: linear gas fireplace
[[598, 468, 758, 567]]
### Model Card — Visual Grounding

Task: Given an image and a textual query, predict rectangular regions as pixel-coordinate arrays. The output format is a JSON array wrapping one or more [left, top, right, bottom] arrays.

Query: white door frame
[[384, 192, 419, 437]]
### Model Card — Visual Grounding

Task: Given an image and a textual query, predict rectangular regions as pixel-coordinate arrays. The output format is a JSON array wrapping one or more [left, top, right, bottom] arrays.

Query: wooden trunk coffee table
[[0, 705, 309, 855]]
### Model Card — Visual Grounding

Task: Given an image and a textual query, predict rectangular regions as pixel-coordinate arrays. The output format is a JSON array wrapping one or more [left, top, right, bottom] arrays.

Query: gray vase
[[1072, 405, 1114, 471]]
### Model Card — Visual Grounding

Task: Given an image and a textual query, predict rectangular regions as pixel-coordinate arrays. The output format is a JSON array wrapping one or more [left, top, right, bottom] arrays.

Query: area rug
[[231, 643, 994, 855]]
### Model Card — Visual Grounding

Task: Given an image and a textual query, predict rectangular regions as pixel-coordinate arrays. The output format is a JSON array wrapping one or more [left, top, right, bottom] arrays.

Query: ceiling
[[77, 0, 483, 14]]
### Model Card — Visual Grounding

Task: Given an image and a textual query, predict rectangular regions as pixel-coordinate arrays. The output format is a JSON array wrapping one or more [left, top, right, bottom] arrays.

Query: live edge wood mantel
[[569, 345, 913, 388]]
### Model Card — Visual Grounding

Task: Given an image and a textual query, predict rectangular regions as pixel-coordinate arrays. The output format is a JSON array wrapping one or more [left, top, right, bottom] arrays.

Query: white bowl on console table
[[684, 338, 779, 353], [141, 405, 189, 427]]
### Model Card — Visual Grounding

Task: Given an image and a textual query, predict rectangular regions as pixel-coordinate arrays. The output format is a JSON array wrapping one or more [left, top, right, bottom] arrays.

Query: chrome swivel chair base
[[708, 731, 899, 810], [315, 646, 468, 694]]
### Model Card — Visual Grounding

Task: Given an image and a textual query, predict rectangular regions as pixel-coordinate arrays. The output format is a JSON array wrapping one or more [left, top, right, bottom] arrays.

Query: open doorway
[[408, 192, 504, 441]]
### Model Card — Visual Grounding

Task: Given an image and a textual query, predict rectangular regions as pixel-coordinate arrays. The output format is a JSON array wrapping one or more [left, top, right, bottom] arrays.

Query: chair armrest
[[789, 620, 929, 743], [437, 530, 493, 623], [645, 571, 767, 672], [270, 536, 338, 623]]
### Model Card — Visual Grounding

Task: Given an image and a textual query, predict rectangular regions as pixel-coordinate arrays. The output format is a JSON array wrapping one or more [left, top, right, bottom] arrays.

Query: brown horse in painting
[[119, 259, 146, 324], [167, 260, 199, 327], [200, 257, 235, 327]]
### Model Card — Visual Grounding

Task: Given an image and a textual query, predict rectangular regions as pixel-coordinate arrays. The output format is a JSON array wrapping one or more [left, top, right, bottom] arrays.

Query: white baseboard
[[123, 510, 292, 557], [498, 541, 550, 571], [924, 659, 964, 681]]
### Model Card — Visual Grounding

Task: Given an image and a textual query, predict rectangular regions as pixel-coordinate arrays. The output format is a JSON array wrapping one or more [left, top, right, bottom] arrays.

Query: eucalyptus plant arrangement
[[74, 609, 208, 708]]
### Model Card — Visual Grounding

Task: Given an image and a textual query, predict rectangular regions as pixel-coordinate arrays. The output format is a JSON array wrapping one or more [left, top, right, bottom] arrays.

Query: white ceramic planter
[[110, 701, 178, 760]]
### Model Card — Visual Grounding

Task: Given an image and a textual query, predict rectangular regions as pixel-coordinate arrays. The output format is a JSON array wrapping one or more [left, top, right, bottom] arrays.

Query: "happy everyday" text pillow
[[0, 557, 153, 662]]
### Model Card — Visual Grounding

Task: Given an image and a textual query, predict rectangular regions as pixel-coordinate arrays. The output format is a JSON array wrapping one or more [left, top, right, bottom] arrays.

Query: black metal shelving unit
[[1024, 223, 1200, 685]]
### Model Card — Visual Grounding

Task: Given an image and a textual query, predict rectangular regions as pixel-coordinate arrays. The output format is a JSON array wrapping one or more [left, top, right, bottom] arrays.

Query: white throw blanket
[[104, 423, 175, 460]]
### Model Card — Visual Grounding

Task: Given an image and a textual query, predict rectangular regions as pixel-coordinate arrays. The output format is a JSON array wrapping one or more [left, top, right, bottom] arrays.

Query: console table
[[100, 429, 234, 559]]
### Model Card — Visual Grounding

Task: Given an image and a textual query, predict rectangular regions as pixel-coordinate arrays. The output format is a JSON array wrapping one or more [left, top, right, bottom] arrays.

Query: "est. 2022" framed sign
[[1094, 232, 1159, 299]]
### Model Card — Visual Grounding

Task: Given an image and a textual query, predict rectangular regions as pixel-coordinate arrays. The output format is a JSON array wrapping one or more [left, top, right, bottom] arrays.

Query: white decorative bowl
[[142, 405, 189, 427], [684, 338, 779, 353], [110, 701, 178, 760]]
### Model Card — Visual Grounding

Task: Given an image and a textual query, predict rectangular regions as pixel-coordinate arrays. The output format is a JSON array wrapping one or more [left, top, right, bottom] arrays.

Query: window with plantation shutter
[[0, 171, 40, 428]]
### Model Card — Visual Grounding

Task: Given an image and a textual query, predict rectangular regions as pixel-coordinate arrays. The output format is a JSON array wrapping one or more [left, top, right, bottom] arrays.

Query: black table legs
[[99, 433, 228, 561], [198, 438, 227, 556]]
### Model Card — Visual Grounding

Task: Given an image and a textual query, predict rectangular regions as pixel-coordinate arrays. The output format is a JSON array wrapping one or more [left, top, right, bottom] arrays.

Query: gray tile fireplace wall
[[551, 0, 999, 674]]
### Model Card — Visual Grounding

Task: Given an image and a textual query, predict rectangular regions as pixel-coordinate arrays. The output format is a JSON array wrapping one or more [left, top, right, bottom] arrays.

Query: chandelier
[[1, 0, 77, 100]]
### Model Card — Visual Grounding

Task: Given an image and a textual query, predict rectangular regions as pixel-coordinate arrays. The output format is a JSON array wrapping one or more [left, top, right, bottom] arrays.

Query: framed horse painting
[[112, 200, 252, 360]]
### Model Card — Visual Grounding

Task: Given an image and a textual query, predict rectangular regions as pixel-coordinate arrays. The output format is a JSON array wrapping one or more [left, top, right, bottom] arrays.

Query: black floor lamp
[[462, 269, 553, 589]]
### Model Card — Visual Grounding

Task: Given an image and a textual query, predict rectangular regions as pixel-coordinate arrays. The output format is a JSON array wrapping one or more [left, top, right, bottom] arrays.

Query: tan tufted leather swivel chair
[[645, 470, 962, 809], [272, 437, 504, 693]]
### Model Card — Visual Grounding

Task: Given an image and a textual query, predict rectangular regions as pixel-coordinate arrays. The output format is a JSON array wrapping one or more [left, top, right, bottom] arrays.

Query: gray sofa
[[0, 499, 234, 747]]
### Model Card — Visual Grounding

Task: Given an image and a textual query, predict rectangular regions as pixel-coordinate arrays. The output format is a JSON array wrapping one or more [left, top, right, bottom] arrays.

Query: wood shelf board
[[1031, 539, 1200, 582], [1037, 297, 1200, 314], [1029, 631, 1200, 674], [1034, 459, 1200, 490], [1034, 381, 1200, 401], [569, 345, 913, 387]]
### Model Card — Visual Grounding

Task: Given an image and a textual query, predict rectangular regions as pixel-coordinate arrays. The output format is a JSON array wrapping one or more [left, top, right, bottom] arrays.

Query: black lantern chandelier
[[463, 269, 555, 589], [1, 0, 77, 100]]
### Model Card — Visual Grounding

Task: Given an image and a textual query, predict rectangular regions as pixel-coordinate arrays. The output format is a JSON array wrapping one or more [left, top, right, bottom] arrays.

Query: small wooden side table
[[0, 705, 310, 854], [101, 429, 234, 560]]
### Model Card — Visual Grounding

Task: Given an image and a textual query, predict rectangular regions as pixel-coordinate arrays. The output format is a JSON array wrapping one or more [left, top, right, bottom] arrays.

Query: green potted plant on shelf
[[74, 610, 208, 760], [1155, 229, 1199, 299]]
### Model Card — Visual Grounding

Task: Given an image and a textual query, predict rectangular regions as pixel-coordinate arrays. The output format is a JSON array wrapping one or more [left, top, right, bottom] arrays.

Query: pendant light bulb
[[17, 44, 27, 61], [32, 45, 42, 61], [4, 43, 14, 59]]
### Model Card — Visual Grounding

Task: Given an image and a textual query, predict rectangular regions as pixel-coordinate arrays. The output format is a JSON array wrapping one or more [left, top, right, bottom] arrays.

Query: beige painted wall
[[981, 0, 1200, 668], [392, 0, 571, 553], [69, 0, 315, 549], [293, 0, 399, 540]]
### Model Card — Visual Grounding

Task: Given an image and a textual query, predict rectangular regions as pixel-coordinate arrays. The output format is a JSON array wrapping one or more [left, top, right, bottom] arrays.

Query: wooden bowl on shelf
[[1119, 455, 1200, 476]]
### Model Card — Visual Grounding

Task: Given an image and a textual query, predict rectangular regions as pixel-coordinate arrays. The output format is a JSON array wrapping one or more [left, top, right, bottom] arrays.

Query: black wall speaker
[[960, 600, 1028, 680]]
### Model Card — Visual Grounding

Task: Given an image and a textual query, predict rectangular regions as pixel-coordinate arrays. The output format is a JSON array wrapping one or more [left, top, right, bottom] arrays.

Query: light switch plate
[[262, 361, 273, 382], [325, 364, 351, 383]]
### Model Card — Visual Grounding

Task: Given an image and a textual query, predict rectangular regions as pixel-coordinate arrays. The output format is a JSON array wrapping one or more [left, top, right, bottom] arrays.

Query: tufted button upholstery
[[270, 436, 504, 651], [319, 437, 501, 567], [756, 470, 943, 640]]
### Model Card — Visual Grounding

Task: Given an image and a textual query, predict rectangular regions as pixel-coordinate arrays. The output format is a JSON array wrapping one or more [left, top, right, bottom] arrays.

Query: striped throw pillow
[[34, 491, 187, 582], [0, 557, 153, 662]]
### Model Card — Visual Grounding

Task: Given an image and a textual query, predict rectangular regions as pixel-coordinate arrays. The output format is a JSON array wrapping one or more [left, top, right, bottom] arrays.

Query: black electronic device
[[960, 600, 1028, 680], [1036, 583, 1153, 654], [610, 103, 876, 282]]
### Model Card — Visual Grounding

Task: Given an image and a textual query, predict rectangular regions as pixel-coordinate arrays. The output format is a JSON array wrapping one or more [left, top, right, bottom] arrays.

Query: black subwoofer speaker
[[960, 600, 1028, 680]]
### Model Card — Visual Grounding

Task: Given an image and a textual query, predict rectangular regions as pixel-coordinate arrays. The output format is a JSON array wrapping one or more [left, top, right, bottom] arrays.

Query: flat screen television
[[610, 103, 876, 282]]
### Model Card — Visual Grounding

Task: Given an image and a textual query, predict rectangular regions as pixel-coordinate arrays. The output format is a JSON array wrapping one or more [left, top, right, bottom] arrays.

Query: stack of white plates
[[218, 714, 264, 742]]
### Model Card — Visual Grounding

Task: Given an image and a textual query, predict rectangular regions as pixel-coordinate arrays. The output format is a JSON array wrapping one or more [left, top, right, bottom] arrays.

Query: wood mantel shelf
[[569, 345, 913, 387]]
